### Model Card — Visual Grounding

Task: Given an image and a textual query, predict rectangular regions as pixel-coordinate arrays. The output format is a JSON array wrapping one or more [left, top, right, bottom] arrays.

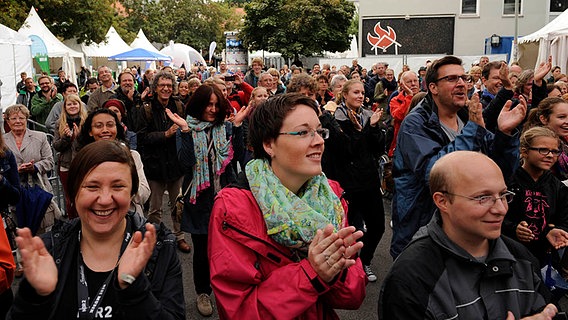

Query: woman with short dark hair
[[7, 140, 184, 319], [208, 93, 367, 319]]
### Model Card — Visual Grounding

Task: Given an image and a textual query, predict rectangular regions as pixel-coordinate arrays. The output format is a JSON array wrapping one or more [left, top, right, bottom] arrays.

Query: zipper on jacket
[[222, 220, 294, 262]]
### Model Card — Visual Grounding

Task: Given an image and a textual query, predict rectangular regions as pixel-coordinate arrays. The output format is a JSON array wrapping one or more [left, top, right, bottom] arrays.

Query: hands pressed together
[[307, 224, 364, 283]]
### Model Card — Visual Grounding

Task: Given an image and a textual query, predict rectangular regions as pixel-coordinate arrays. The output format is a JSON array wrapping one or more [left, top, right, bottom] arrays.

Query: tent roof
[[130, 29, 160, 53], [18, 7, 83, 58], [160, 42, 206, 67], [82, 26, 132, 57], [0, 23, 31, 46], [520, 9, 568, 44], [109, 48, 171, 61]]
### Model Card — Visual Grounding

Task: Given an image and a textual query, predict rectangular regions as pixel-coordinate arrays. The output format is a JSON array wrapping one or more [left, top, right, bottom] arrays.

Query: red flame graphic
[[367, 22, 397, 51]]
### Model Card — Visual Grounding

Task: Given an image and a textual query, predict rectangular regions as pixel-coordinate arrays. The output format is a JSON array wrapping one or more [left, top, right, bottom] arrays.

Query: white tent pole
[[514, 0, 519, 62]]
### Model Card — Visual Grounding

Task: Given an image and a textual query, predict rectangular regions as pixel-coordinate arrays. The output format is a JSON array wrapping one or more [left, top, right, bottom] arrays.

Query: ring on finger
[[326, 259, 333, 267], [324, 254, 330, 261]]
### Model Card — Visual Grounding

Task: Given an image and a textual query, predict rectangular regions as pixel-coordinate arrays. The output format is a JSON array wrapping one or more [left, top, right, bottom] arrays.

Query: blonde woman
[[53, 94, 86, 218]]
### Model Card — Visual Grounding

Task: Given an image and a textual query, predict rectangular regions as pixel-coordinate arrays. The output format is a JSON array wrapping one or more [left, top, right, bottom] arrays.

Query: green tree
[[121, 0, 242, 52], [240, 0, 355, 60], [0, 0, 117, 44]]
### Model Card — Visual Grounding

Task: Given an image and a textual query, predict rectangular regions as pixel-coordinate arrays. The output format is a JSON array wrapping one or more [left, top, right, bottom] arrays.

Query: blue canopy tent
[[108, 47, 172, 61]]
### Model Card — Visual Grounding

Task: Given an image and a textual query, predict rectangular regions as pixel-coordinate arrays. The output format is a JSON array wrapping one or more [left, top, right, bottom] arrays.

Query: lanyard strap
[[76, 219, 133, 319]]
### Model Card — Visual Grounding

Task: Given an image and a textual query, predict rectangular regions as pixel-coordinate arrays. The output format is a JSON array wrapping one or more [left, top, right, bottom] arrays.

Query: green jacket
[[30, 93, 63, 131]]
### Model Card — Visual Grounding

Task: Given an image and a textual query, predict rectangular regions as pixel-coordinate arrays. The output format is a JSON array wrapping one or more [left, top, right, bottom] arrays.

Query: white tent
[[0, 24, 33, 110], [130, 29, 160, 53], [517, 9, 568, 72], [64, 27, 132, 70], [18, 7, 83, 84], [160, 42, 206, 69]]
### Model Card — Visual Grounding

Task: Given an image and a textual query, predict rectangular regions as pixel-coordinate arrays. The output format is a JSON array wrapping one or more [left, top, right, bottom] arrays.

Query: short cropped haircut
[[248, 93, 319, 161], [425, 56, 463, 87], [67, 140, 138, 203]]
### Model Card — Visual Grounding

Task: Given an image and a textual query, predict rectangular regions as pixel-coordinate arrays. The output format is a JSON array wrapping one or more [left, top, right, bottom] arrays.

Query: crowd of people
[[1, 53, 568, 319]]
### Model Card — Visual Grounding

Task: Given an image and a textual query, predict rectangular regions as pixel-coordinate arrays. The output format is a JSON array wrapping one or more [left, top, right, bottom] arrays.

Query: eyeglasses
[[157, 84, 173, 89], [527, 147, 562, 156], [435, 75, 470, 83], [442, 190, 515, 207], [8, 117, 27, 122], [92, 122, 117, 130], [279, 128, 329, 140]]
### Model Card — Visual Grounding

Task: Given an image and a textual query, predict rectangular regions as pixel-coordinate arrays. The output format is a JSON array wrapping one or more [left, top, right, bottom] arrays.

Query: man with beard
[[390, 55, 526, 259], [87, 66, 116, 111], [30, 75, 62, 130], [111, 71, 144, 131], [137, 71, 191, 253], [16, 77, 38, 109]]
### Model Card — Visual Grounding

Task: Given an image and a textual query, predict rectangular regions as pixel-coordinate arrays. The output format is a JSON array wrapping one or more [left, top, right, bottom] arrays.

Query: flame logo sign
[[367, 22, 402, 55]]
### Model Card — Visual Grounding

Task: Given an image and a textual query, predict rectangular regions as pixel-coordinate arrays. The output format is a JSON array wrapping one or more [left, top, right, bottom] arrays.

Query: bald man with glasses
[[390, 55, 527, 259]]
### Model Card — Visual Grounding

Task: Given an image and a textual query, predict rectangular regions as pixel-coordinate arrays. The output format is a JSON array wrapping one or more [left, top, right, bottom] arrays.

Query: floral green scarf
[[245, 159, 345, 255], [187, 115, 233, 204]]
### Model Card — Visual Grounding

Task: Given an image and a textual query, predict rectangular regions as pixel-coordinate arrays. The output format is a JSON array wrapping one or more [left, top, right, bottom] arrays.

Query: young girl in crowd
[[52, 94, 86, 218], [525, 97, 568, 182], [502, 126, 568, 267]]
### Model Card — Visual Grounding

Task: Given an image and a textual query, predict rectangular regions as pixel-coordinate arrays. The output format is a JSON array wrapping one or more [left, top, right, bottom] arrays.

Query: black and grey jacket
[[379, 214, 550, 320], [7, 212, 185, 320]]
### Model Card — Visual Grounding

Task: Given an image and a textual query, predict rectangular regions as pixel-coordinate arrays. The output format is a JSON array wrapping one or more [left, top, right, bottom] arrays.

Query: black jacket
[[333, 104, 385, 192], [7, 212, 185, 319], [503, 168, 568, 266], [137, 96, 184, 182]]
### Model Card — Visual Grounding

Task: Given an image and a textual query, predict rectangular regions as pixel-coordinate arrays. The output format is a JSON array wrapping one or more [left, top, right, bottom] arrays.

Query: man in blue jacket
[[390, 55, 526, 259]]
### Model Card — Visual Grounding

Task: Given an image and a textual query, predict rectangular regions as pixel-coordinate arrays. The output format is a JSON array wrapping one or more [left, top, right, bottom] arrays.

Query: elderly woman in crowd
[[7, 140, 184, 319], [3, 104, 57, 233], [208, 93, 366, 319]]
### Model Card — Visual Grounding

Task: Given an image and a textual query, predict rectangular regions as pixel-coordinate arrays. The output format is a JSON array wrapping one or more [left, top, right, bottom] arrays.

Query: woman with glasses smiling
[[3, 104, 58, 234], [207, 93, 366, 319], [502, 126, 568, 268]]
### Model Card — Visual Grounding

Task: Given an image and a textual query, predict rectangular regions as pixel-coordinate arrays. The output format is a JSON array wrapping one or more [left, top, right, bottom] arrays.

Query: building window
[[551, 0, 568, 12], [503, 0, 522, 15], [461, 0, 478, 15]]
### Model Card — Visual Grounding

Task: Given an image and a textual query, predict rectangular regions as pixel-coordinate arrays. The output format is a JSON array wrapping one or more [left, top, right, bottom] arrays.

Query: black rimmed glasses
[[442, 190, 515, 207], [527, 147, 562, 156], [435, 75, 470, 83], [279, 128, 330, 140]]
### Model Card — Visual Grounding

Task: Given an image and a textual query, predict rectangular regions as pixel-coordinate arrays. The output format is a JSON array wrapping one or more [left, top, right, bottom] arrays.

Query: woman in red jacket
[[208, 93, 367, 319]]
